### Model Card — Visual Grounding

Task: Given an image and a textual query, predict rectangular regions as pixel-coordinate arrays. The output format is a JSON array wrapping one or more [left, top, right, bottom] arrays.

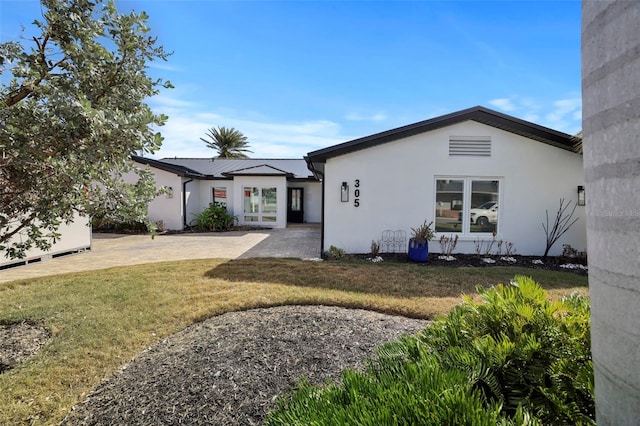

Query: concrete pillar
[[582, 1, 640, 424]]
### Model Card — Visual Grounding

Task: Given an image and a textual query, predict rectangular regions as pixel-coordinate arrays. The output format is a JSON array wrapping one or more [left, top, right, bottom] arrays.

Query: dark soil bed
[[350, 253, 588, 276], [61, 305, 428, 425]]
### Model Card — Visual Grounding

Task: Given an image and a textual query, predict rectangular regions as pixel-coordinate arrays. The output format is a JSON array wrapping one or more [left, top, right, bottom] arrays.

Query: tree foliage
[[200, 126, 252, 158], [0, 0, 171, 259]]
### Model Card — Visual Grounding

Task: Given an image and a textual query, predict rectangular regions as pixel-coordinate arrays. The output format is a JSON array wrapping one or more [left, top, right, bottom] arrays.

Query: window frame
[[242, 186, 278, 225], [212, 186, 228, 209], [434, 176, 503, 237]]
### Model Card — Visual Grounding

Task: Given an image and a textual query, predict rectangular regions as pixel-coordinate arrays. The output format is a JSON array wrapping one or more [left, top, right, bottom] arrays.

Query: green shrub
[[190, 203, 236, 231], [411, 276, 593, 424], [266, 276, 593, 425], [92, 220, 149, 233], [267, 358, 508, 426], [327, 245, 345, 259]]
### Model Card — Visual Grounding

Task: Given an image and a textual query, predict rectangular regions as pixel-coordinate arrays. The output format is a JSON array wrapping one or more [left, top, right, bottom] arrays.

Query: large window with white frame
[[243, 186, 277, 224], [435, 178, 501, 235]]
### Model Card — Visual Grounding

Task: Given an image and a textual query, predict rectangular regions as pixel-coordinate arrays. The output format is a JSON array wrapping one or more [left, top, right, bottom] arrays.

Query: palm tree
[[200, 126, 252, 158]]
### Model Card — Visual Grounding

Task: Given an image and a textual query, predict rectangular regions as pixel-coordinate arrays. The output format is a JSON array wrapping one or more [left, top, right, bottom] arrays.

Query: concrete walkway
[[0, 225, 321, 283]]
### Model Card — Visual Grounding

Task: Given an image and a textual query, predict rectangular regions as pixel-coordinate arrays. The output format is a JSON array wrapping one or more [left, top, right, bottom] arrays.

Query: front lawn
[[0, 258, 588, 425]]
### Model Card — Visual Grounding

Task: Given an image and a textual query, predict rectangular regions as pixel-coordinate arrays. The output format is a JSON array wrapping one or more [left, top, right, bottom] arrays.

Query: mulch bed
[[61, 306, 428, 425], [352, 253, 588, 276]]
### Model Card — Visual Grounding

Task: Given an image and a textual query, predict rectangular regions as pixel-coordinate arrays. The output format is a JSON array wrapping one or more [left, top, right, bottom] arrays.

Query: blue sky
[[1, 0, 582, 159]]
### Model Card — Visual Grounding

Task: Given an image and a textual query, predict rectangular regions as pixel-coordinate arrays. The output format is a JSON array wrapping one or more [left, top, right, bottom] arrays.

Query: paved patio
[[0, 224, 321, 283]]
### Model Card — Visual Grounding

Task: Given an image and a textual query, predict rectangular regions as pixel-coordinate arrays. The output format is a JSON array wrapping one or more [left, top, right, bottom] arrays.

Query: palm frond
[[200, 126, 253, 158]]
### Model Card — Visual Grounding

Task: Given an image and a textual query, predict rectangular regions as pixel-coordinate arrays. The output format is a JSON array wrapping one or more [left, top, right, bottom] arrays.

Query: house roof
[[132, 157, 315, 180], [305, 106, 577, 177], [221, 164, 294, 177], [131, 155, 207, 178]]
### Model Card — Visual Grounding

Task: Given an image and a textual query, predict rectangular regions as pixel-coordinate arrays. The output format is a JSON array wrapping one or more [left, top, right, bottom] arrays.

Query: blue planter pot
[[408, 238, 429, 262]]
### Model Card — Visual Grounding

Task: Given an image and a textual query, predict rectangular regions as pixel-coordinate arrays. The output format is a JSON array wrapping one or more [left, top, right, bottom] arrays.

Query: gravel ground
[[61, 305, 429, 425]]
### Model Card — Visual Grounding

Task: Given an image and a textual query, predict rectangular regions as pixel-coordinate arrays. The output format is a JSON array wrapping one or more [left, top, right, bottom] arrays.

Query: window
[[290, 188, 302, 212], [435, 179, 464, 233], [435, 178, 501, 235], [212, 187, 227, 208], [470, 181, 499, 233], [243, 186, 277, 224]]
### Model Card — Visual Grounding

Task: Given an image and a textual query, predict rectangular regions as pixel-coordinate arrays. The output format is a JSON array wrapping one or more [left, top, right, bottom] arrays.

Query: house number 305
[[354, 179, 360, 207]]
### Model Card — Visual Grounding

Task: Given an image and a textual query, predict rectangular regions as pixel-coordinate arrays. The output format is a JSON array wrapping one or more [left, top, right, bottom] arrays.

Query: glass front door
[[287, 188, 304, 223]]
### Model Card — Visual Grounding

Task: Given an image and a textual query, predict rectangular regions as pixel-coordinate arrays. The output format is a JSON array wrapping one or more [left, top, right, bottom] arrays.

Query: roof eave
[[221, 172, 294, 177], [306, 106, 577, 162], [131, 155, 207, 178], [304, 155, 325, 179]]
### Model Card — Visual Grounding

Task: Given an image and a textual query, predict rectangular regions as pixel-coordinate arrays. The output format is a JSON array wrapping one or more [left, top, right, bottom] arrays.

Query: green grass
[[0, 258, 588, 425]]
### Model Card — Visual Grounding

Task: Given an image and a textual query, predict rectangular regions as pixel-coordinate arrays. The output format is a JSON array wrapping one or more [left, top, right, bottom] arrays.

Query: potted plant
[[408, 220, 435, 262]]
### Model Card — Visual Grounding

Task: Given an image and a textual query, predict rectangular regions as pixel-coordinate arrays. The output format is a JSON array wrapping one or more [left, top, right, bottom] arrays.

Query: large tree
[[0, 0, 171, 259], [201, 126, 252, 158]]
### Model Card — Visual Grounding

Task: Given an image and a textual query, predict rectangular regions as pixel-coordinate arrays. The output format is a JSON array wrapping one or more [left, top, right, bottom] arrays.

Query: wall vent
[[449, 136, 491, 157]]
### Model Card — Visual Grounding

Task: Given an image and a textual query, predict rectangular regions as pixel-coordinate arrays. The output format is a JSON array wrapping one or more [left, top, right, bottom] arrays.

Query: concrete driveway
[[0, 225, 321, 283]]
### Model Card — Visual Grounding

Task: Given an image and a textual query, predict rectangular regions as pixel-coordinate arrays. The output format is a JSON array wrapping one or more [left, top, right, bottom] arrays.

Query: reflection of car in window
[[458, 202, 498, 226]]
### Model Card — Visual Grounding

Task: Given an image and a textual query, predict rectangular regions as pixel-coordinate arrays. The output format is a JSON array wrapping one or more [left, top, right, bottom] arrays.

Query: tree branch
[[0, 213, 34, 245], [3, 33, 68, 107]]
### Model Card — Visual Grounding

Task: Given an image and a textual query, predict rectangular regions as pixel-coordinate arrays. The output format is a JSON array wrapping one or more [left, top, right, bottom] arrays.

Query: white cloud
[[488, 98, 516, 112], [486, 95, 581, 135], [151, 94, 202, 111], [148, 61, 185, 72], [148, 95, 349, 159], [345, 112, 388, 122], [543, 97, 582, 134], [546, 98, 581, 122]]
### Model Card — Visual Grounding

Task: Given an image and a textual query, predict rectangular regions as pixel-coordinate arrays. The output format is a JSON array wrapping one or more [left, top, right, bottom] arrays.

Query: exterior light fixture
[[341, 182, 349, 202], [577, 185, 585, 206]]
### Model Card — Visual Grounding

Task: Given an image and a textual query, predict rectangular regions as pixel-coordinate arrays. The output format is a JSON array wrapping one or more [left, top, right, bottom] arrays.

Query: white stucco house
[[130, 156, 322, 230], [305, 106, 586, 256]]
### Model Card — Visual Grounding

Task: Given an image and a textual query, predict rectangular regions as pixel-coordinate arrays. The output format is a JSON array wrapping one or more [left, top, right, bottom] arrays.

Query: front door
[[287, 188, 304, 223]]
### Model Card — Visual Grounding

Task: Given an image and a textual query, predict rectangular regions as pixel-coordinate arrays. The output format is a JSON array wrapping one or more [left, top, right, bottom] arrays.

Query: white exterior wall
[[125, 165, 184, 231], [198, 180, 235, 216], [148, 169, 183, 230], [183, 178, 200, 229], [197, 179, 321, 225], [232, 176, 288, 228], [0, 213, 91, 267], [323, 121, 585, 255], [289, 181, 322, 223]]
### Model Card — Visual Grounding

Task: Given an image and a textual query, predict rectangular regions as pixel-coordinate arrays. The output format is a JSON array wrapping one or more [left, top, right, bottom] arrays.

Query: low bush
[[92, 220, 149, 233], [266, 276, 593, 425], [190, 203, 235, 231], [327, 245, 346, 259]]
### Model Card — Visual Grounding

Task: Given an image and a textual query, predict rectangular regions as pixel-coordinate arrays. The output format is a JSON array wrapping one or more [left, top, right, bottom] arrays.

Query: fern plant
[[408, 276, 594, 424], [190, 203, 236, 231], [267, 277, 594, 426]]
